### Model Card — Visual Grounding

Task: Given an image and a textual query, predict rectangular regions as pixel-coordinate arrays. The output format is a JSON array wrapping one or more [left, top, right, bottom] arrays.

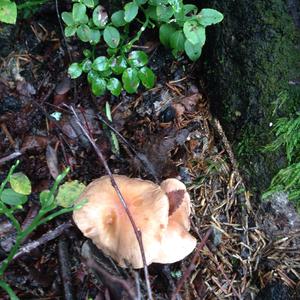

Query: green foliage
[[263, 113, 300, 211], [63, 0, 223, 96], [0, 161, 86, 299], [0, 0, 17, 24]]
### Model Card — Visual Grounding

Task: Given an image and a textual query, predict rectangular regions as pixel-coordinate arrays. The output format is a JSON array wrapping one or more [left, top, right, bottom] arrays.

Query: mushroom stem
[[70, 105, 153, 300]]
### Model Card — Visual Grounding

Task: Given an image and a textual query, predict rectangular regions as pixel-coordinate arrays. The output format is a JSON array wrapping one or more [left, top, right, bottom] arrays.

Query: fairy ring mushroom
[[73, 175, 196, 268]]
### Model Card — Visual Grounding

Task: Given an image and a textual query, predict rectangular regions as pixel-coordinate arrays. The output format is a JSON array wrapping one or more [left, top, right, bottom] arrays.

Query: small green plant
[[0, 160, 85, 299], [0, 0, 17, 24], [0, 0, 47, 24], [263, 113, 300, 211], [63, 0, 223, 96]]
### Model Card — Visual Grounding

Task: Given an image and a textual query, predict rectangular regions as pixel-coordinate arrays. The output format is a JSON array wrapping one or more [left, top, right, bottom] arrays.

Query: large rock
[[201, 0, 300, 193]]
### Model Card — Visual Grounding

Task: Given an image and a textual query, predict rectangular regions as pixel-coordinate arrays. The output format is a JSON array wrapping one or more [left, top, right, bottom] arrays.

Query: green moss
[[202, 0, 300, 193]]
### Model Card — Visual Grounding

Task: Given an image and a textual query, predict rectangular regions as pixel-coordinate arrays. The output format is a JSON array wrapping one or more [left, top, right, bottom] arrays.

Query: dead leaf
[[46, 144, 59, 179]]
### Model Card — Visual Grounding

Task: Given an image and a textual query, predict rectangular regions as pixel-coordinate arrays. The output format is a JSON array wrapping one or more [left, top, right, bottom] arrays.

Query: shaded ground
[[0, 3, 299, 300]]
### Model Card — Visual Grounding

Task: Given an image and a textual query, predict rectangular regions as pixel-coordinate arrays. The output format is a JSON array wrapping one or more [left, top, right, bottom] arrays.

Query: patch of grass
[[263, 113, 300, 211]]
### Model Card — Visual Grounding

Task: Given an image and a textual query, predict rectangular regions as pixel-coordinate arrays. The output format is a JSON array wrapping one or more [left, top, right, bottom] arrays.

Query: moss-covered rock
[[201, 0, 300, 194]]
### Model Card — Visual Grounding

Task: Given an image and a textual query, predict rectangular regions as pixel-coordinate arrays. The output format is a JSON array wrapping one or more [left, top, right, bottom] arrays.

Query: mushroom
[[73, 175, 196, 268]]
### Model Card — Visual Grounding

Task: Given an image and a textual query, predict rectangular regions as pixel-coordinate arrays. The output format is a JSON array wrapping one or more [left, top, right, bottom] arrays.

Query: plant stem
[[0, 280, 19, 300], [127, 14, 150, 49]]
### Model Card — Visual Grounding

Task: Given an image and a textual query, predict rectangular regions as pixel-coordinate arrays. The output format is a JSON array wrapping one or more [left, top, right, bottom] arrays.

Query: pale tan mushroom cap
[[73, 175, 169, 268], [157, 178, 196, 263]]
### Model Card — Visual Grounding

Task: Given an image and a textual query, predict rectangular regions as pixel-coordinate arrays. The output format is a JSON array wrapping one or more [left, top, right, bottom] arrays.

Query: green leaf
[[124, 2, 138, 23], [1, 189, 27, 206], [92, 5, 108, 28], [138, 66, 156, 89], [76, 24, 92, 42], [68, 63, 82, 79], [72, 3, 86, 23], [83, 49, 92, 57], [10, 172, 31, 195], [159, 23, 176, 48], [184, 39, 202, 61], [87, 70, 98, 84], [148, 0, 168, 4], [111, 10, 127, 27], [128, 51, 148, 68], [134, 0, 147, 4], [92, 56, 109, 72], [122, 68, 140, 94], [0, 0, 17, 24], [65, 26, 77, 37], [168, 0, 183, 13], [184, 4, 197, 15], [81, 58, 92, 72], [91, 77, 107, 96], [110, 56, 127, 75], [183, 20, 205, 45], [107, 78, 122, 96], [39, 190, 54, 208], [56, 180, 86, 208], [170, 30, 185, 52], [145, 5, 158, 20], [103, 26, 120, 48], [198, 8, 224, 27], [83, 0, 94, 8], [89, 28, 101, 44], [61, 12, 75, 26], [156, 5, 173, 22]]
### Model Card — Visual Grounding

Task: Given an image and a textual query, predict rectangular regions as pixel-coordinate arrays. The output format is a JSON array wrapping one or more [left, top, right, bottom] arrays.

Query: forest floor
[[0, 4, 299, 300]]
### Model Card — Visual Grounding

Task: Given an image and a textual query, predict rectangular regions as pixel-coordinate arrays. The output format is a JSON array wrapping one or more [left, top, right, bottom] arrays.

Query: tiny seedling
[[0, 160, 86, 299]]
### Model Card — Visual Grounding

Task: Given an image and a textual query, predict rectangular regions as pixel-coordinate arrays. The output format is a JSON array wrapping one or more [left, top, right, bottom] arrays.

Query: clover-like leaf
[[91, 77, 107, 96], [10, 172, 31, 195], [183, 20, 205, 45], [62, 12, 75, 26], [107, 78, 122, 96], [56, 180, 86, 208], [110, 56, 127, 75], [124, 2, 138, 23], [138, 67, 156, 89], [65, 26, 77, 37], [1, 189, 27, 206], [68, 63, 82, 79], [111, 10, 127, 27], [76, 24, 92, 42], [103, 26, 120, 48], [83, 0, 95, 8], [93, 5, 108, 28], [122, 68, 140, 94], [156, 5, 173, 22], [128, 51, 148, 68], [92, 56, 109, 72], [81, 58, 92, 72], [72, 3, 86, 23]]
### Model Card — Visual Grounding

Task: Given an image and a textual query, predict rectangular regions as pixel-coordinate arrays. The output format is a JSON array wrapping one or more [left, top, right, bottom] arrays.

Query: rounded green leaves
[[138, 67, 156, 89], [93, 5, 108, 28], [124, 2, 138, 23], [122, 68, 140, 94], [10, 172, 31, 195], [128, 51, 148, 68], [103, 26, 120, 48], [107, 78, 122, 96], [68, 63, 82, 79], [198, 8, 224, 27]]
